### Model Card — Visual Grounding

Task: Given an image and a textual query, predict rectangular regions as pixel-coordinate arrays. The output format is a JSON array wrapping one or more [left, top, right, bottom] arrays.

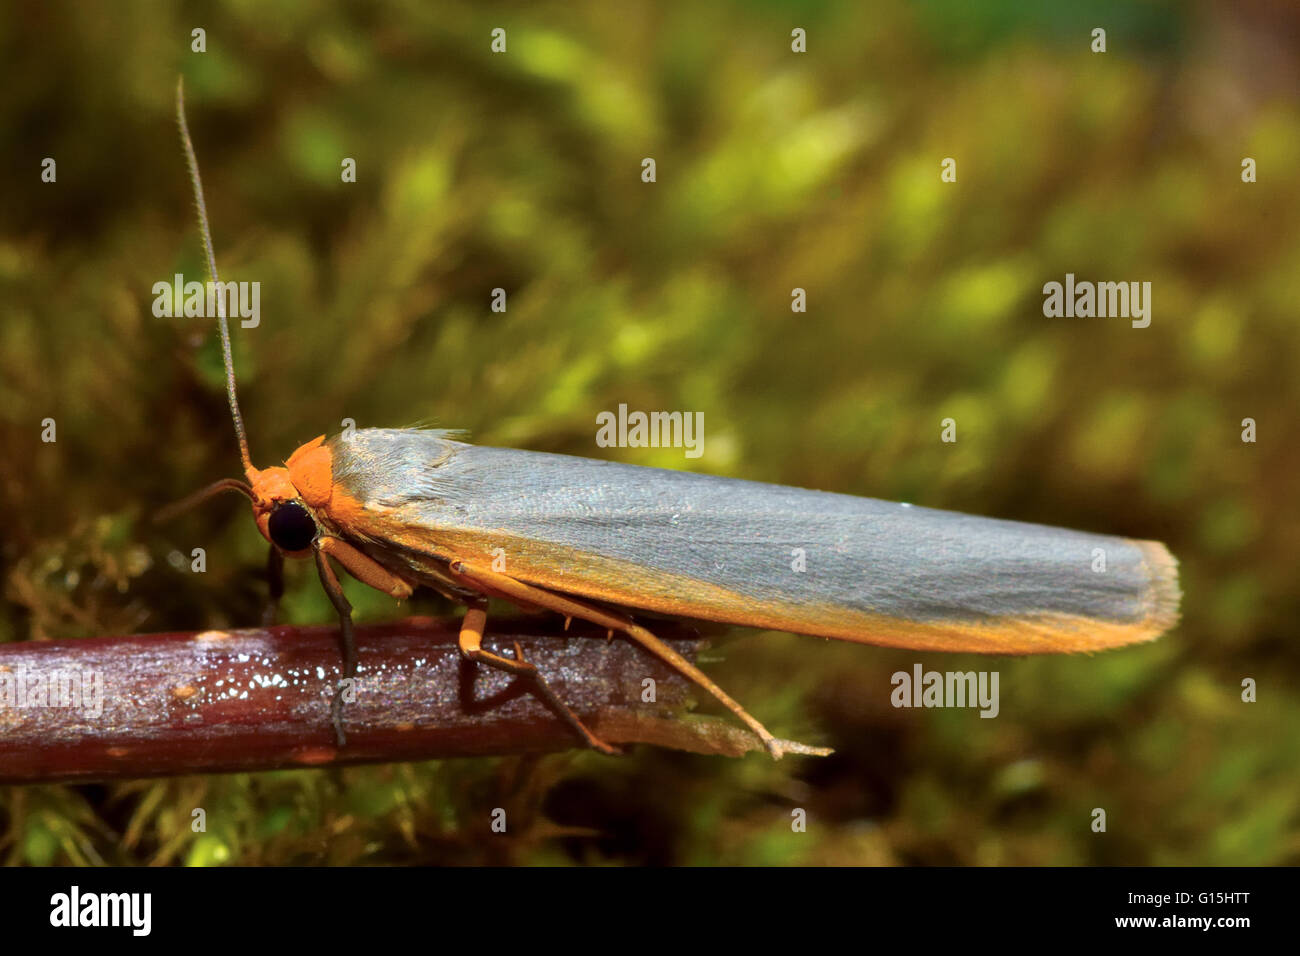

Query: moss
[[1, 0, 1295, 865]]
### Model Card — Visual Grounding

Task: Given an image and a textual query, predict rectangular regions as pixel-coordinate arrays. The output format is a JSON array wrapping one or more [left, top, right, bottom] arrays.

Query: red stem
[[0, 616, 771, 783]]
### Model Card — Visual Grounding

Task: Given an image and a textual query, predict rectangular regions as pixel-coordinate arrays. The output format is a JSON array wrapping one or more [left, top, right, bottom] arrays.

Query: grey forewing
[[330, 429, 1157, 625]]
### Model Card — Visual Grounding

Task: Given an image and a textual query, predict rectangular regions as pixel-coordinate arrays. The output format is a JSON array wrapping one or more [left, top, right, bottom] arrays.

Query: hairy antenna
[[175, 76, 253, 471]]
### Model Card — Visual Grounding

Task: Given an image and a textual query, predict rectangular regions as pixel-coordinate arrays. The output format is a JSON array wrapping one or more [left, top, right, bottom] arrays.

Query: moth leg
[[312, 536, 417, 747], [262, 544, 284, 626], [313, 545, 356, 748], [316, 536, 414, 600], [447, 559, 786, 759], [457, 602, 620, 756]]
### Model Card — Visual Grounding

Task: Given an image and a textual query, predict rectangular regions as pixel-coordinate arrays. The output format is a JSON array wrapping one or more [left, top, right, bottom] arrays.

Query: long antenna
[[175, 76, 253, 472]]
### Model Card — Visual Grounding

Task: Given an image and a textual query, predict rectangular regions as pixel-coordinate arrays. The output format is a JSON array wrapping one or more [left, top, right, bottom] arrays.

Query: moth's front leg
[[262, 544, 284, 626], [312, 535, 415, 747]]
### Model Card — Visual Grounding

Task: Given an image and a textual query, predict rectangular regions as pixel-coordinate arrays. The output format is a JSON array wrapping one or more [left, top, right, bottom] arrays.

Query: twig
[[0, 616, 782, 783]]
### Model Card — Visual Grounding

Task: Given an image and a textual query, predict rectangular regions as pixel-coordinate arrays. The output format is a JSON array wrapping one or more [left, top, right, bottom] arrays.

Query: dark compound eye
[[268, 500, 317, 552]]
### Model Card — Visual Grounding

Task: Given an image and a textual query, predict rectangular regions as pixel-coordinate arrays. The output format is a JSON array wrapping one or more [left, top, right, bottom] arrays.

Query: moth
[[169, 79, 1180, 757]]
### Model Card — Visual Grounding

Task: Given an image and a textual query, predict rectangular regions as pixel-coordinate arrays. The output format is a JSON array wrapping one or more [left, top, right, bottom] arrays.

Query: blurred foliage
[[1, 0, 1298, 866]]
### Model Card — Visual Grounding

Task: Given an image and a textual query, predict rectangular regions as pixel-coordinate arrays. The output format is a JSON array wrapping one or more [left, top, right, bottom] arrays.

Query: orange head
[[244, 436, 336, 557]]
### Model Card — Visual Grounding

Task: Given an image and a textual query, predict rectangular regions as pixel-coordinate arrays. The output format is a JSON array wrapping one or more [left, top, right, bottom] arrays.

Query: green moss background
[[1, 0, 1297, 865]]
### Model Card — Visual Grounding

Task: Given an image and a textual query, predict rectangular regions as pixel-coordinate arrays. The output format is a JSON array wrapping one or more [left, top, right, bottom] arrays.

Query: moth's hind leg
[[447, 558, 789, 760], [456, 601, 620, 756]]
